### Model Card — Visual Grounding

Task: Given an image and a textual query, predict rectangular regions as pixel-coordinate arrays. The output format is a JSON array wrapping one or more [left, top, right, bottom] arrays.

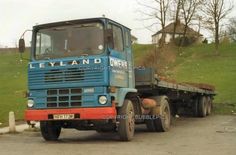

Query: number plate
[[53, 114, 74, 120]]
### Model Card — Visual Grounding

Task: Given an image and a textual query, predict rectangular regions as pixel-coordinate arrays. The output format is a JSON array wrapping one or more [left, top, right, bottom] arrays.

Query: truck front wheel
[[40, 121, 61, 141], [118, 99, 135, 141]]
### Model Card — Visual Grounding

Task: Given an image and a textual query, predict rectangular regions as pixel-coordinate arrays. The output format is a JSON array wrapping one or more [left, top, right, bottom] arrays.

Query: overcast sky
[[0, 0, 236, 47]]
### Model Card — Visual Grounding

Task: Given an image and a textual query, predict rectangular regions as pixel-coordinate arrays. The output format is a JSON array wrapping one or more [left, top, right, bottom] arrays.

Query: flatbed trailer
[[135, 68, 215, 117], [19, 17, 216, 141]]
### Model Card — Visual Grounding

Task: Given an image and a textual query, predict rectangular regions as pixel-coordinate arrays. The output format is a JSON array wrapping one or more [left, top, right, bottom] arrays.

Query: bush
[[174, 36, 196, 46], [202, 38, 208, 44]]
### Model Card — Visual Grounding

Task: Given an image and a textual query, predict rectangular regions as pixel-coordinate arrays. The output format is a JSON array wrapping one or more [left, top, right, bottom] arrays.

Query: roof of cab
[[33, 17, 131, 30]]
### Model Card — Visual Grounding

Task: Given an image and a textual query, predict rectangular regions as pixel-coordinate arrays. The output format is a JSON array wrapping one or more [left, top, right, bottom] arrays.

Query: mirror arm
[[20, 29, 32, 39]]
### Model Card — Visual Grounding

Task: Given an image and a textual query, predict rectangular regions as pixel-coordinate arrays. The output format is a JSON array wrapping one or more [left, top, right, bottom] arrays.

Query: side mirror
[[19, 38, 25, 53], [105, 29, 114, 49]]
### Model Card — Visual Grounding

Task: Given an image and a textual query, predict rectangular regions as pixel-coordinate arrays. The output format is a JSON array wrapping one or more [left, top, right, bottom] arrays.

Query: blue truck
[[18, 18, 215, 141]]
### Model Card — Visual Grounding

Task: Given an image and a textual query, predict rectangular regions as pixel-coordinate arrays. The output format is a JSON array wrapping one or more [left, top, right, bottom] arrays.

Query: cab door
[[108, 23, 128, 88], [124, 29, 135, 89]]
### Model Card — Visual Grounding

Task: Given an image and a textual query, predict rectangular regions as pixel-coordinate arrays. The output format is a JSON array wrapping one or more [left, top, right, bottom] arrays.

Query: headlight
[[27, 99, 34, 108], [98, 96, 107, 105]]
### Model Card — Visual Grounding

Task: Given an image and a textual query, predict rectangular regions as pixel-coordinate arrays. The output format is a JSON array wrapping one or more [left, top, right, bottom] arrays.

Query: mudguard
[[116, 88, 137, 107]]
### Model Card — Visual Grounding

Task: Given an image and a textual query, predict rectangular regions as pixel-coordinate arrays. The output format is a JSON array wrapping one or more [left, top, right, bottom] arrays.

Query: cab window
[[108, 24, 124, 52], [124, 30, 130, 47]]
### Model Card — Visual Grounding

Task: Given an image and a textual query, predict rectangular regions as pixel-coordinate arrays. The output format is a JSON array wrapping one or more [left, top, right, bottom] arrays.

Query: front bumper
[[25, 107, 117, 121]]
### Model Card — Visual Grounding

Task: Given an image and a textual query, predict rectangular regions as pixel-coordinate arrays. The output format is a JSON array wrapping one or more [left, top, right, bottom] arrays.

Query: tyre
[[198, 96, 207, 117], [145, 119, 156, 132], [206, 97, 212, 115], [118, 99, 135, 141], [40, 121, 61, 141], [193, 98, 199, 117], [154, 96, 171, 132], [145, 96, 171, 132]]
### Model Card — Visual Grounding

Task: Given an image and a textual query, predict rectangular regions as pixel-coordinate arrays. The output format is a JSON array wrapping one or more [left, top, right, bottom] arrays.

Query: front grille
[[28, 67, 104, 88], [46, 88, 82, 108], [45, 68, 85, 83]]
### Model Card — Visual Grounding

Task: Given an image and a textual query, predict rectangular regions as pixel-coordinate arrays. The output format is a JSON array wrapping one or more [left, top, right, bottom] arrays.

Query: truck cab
[[21, 18, 138, 141]]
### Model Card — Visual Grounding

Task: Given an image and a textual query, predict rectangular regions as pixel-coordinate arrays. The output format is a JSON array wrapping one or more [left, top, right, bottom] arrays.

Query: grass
[[170, 43, 236, 114], [0, 51, 28, 126], [132, 43, 155, 65]]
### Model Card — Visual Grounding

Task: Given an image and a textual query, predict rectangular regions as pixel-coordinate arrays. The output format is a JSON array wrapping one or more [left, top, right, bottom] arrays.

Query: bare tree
[[227, 18, 236, 42], [172, 0, 181, 40], [203, 0, 233, 54], [137, 0, 170, 47], [179, 0, 204, 46]]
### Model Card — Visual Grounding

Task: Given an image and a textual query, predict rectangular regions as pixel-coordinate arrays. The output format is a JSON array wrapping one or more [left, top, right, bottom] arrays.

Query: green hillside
[[0, 52, 28, 125], [132, 43, 155, 64], [170, 44, 236, 113]]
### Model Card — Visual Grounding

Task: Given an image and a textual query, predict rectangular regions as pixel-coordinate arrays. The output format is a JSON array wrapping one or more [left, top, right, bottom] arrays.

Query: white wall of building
[[152, 33, 184, 44]]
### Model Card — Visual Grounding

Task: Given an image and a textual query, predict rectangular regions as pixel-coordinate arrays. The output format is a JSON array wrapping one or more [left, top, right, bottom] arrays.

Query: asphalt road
[[0, 115, 236, 155]]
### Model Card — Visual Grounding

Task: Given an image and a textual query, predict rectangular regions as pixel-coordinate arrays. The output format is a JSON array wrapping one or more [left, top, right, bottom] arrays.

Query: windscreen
[[35, 22, 104, 60]]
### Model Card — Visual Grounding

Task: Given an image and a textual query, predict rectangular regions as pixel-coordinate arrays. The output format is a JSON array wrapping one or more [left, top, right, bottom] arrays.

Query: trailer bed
[[135, 68, 215, 96]]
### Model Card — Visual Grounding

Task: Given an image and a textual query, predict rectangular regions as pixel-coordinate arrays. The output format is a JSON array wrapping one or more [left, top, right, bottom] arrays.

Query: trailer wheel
[[198, 96, 207, 117], [206, 97, 212, 115], [145, 96, 171, 132], [40, 121, 61, 141], [193, 98, 199, 117], [118, 99, 135, 141]]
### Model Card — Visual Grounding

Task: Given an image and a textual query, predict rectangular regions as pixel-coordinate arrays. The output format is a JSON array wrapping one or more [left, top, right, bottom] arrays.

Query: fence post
[[9, 111, 16, 133]]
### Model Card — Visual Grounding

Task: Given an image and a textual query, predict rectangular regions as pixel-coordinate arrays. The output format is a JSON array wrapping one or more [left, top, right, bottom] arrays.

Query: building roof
[[152, 21, 202, 37], [131, 35, 138, 41]]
